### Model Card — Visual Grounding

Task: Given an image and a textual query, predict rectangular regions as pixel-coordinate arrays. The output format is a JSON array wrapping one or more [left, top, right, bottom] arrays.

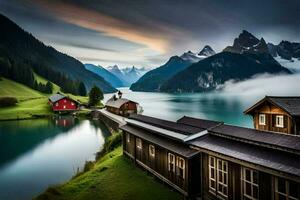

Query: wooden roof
[[189, 134, 300, 178], [106, 98, 138, 109], [49, 94, 66, 103], [210, 124, 300, 154], [129, 114, 204, 135], [244, 96, 300, 116], [121, 124, 199, 158], [177, 116, 223, 129]]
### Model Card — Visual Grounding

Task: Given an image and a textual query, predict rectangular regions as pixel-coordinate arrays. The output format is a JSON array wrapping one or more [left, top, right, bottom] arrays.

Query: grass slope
[[35, 146, 182, 200], [0, 78, 90, 120], [0, 78, 44, 100]]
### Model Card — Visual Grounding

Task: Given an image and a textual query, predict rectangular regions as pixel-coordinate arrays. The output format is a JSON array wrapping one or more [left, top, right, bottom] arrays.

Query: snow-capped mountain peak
[[180, 45, 215, 63], [198, 45, 216, 57]]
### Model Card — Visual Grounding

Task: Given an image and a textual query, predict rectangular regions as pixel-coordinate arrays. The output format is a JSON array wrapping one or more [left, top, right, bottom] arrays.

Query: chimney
[[118, 90, 123, 99]]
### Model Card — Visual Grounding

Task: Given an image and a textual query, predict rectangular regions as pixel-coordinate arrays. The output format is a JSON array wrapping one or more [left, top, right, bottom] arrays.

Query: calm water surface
[[0, 89, 263, 200], [0, 118, 110, 200], [105, 88, 261, 128]]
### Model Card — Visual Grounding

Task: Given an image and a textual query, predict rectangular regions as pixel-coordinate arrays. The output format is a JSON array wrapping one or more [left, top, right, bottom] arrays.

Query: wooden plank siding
[[122, 131, 201, 198], [251, 102, 296, 135]]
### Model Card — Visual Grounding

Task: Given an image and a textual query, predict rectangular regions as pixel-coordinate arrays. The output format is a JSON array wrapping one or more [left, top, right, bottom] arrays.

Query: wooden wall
[[251, 102, 296, 135], [122, 131, 201, 197]]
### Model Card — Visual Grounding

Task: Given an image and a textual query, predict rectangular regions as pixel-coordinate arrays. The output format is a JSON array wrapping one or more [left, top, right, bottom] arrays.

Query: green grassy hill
[[35, 146, 181, 200], [0, 77, 89, 120], [0, 78, 44, 100]]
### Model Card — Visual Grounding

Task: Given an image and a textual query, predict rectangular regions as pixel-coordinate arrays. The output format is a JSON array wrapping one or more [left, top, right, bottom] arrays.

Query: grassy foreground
[[35, 143, 182, 200]]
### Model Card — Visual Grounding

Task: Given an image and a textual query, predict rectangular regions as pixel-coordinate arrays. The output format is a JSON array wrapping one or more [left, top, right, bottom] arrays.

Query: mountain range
[[130, 45, 215, 91], [106, 65, 147, 87], [84, 64, 124, 88], [0, 14, 116, 93], [131, 30, 298, 93]]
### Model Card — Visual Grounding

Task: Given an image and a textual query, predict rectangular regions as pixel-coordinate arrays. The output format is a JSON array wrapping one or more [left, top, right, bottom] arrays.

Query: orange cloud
[[33, 0, 177, 53]]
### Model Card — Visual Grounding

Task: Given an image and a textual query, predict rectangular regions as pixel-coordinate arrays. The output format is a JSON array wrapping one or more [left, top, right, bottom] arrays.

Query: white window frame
[[209, 156, 217, 192], [258, 114, 266, 125], [217, 159, 228, 199], [209, 156, 228, 199], [275, 115, 284, 128], [126, 133, 130, 143], [177, 156, 185, 179], [136, 138, 142, 149], [241, 167, 259, 200], [168, 153, 175, 172], [149, 145, 155, 158], [275, 177, 299, 200]]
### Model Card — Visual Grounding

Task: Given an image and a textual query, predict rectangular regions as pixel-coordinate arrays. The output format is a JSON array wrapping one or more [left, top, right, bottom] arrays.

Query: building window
[[71, 102, 74, 106], [63, 105, 66, 109], [275, 115, 284, 128], [275, 177, 300, 200], [168, 153, 175, 172], [209, 156, 217, 191], [149, 145, 155, 158], [209, 156, 228, 199], [64, 99, 66, 103], [177, 156, 185, 179], [126, 133, 130, 143], [241, 167, 259, 200], [55, 103, 59, 106], [259, 114, 266, 125], [136, 138, 142, 149]]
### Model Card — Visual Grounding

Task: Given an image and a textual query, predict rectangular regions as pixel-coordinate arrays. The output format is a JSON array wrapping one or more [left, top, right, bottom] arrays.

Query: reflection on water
[[0, 117, 110, 200], [105, 88, 259, 128]]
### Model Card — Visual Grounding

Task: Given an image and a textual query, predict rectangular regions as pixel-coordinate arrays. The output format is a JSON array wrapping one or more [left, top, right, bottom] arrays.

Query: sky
[[0, 0, 300, 69]]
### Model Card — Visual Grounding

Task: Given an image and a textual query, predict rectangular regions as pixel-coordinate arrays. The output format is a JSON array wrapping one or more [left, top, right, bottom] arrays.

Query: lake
[[105, 88, 262, 128], [0, 118, 110, 200], [0, 89, 268, 200]]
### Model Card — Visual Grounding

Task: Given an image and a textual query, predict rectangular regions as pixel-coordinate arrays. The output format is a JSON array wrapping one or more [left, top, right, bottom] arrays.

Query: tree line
[[0, 55, 87, 96]]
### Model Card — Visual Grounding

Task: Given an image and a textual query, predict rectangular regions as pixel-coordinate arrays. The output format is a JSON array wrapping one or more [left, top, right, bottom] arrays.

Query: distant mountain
[[130, 45, 215, 91], [268, 41, 300, 60], [160, 52, 291, 93], [0, 14, 116, 93], [107, 65, 147, 86], [84, 64, 124, 88], [224, 30, 269, 54]]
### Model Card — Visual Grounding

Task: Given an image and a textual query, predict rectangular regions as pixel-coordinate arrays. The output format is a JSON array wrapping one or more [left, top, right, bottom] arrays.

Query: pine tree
[[45, 81, 53, 94], [78, 82, 87, 96], [88, 86, 103, 106]]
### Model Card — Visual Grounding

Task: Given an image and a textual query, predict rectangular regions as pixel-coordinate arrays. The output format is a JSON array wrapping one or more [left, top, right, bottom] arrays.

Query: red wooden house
[[48, 94, 79, 112]]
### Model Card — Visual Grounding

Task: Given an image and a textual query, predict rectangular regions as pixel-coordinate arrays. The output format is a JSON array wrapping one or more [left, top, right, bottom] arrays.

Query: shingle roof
[[244, 96, 300, 116], [189, 134, 300, 177], [106, 98, 137, 109], [121, 124, 199, 158], [210, 124, 300, 154], [268, 96, 300, 116], [49, 94, 66, 103], [177, 116, 223, 129], [129, 114, 204, 135]]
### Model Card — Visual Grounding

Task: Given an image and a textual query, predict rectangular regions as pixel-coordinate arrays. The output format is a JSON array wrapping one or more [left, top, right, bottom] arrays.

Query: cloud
[[219, 73, 300, 96], [31, 0, 188, 54]]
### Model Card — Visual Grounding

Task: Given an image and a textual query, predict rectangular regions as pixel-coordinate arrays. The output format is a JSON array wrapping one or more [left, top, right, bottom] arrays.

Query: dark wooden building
[[48, 94, 79, 112], [244, 96, 300, 135], [106, 96, 138, 117], [120, 114, 300, 199]]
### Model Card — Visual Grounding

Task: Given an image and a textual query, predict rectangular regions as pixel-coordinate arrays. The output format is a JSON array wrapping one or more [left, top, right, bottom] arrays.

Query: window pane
[[246, 169, 251, 181], [253, 171, 258, 184], [289, 180, 299, 198], [223, 162, 227, 171], [278, 194, 286, 200], [246, 182, 251, 196], [224, 174, 227, 184], [210, 157, 214, 167], [210, 168, 215, 179], [219, 171, 223, 182], [253, 186, 258, 198], [218, 160, 222, 169], [278, 178, 286, 193]]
